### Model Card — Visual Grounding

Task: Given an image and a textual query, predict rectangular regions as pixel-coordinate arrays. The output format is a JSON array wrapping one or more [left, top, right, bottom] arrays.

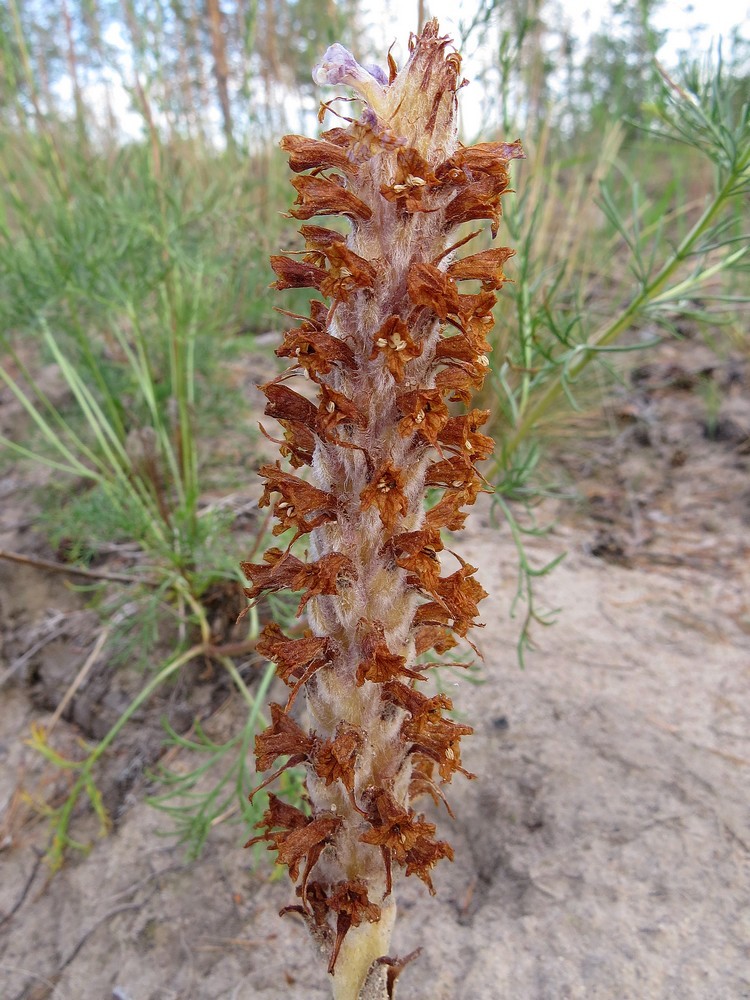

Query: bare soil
[[1, 335, 749, 1000]]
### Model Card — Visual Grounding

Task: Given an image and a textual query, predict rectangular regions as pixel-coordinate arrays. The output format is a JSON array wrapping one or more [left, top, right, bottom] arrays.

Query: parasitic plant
[[242, 20, 522, 999]]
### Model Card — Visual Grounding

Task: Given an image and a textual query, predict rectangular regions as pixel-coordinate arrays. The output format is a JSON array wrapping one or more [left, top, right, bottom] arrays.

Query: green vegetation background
[[0, 0, 747, 866]]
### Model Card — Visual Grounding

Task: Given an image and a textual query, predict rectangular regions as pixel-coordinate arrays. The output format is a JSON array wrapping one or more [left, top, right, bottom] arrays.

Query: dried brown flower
[[355, 621, 422, 686], [369, 316, 422, 382], [359, 461, 409, 530], [312, 723, 363, 791], [397, 388, 449, 445], [259, 463, 339, 540]]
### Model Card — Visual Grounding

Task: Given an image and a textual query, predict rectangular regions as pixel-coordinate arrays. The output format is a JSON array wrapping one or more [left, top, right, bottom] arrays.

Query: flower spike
[[242, 18, 522, 999]]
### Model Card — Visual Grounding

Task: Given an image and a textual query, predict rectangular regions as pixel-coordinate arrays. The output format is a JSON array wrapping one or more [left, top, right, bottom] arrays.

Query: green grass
[[479, 52, 749, 658], [0, 120, 310, 865]]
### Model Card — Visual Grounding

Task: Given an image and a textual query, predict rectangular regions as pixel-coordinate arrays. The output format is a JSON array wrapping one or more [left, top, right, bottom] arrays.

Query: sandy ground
[[1, 339, 749, 999]]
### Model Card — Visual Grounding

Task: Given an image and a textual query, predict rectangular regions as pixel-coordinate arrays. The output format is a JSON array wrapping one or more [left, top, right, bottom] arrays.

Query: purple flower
[[312, 44, 387, 101]]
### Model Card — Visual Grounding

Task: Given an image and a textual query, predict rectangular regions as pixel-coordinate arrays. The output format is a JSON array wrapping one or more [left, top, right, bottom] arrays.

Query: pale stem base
[[331, 898, 397, 1000]]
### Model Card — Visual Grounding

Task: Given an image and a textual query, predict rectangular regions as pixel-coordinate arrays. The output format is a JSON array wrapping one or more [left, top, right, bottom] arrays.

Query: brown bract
[[457, 291, 498, 342], [435, 331, 490, 369], [244, 793, 309, 852], [432, 562, 488, 631], [434, 364, 487, 405], [262, 383, 319, 427], [312, 723, 363, 790], [326, 880, 382, 975], [258, 463, 339, 539], [248, 797, 342, 911], [355, 621, 422, 686], [255, 702, 314, 773], [361, 788, 436, 861], [445, 175, 508, 238], [453, 324, 494, 373], [255, 623, 333, 687], [300, 224, 347, 255], [270, 254, 326, 292], [322, 243, 378, 298], [410, 558, 487, 638], [382, 682, 474, 783], [407, 263, 460, 321], [290, 175, 372, 222], [448, 139, 524, 176], [260, 417, 316, 469], [447, 246, 515, 289], [408, 755, 455, 816], [438, 409, 494, 461], [317, 384, 368, 442], [401, 834, 454, 892], [241, 548, 357, 615], [360, 787, 449, 893], [413, 624, 458, 657], [424, 455, 478, 489], [276, 325, 355, 382], [397, 388, 449, 444], [423, 481, 482, 532], [280, 134, 359, 176], [276, 814, 342, 885], [323, 119, 406, 162], [390, 528, 444, 593]]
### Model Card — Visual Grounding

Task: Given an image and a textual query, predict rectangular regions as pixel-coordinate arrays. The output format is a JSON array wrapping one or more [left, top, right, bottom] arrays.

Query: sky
[[363, 0, 749, 140], [376, 0, 749, 62], [62, 0, 749, 143]]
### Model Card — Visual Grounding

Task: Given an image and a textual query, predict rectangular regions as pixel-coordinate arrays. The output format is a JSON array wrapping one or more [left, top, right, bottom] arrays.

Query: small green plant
[[145, 651, 277, 860], [496, 50, 749, 464], [483, 47, 749, 654]]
